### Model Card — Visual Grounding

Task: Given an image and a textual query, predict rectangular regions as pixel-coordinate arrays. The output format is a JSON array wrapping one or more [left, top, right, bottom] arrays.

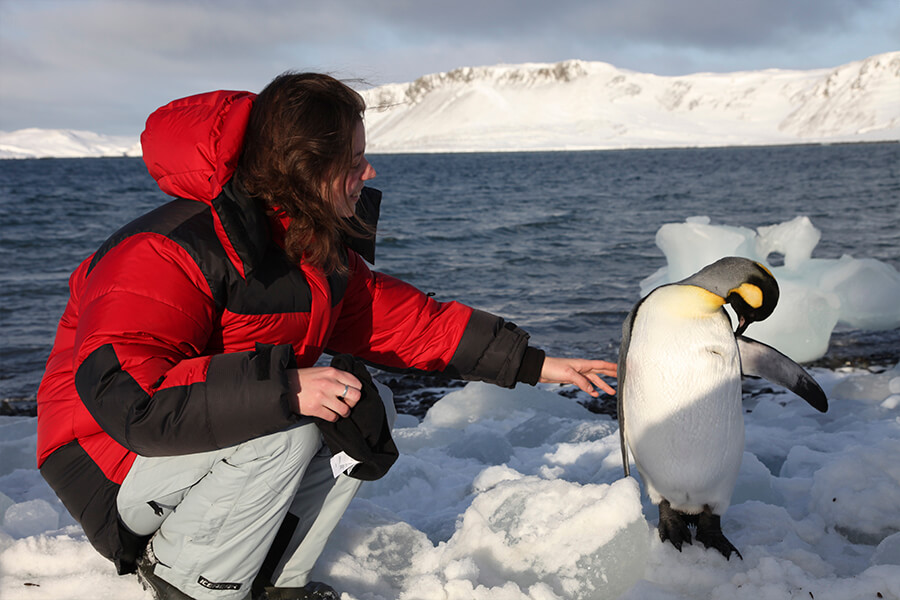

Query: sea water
[[1, 143, 898, 402]]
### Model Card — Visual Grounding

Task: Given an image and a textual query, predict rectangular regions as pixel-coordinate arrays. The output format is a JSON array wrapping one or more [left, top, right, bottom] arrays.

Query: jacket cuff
[[205, 343, 300, 447], [516, 346, 545, 385], [447, 310, 530, 388]]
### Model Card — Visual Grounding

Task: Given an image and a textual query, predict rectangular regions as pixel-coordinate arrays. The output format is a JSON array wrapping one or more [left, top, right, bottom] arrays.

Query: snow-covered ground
[[2, 217, 899, 599], [1, 367, 899, 599]]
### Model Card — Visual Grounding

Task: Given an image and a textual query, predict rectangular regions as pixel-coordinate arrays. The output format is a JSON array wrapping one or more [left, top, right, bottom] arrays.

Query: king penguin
[[617, 256, 827, 559]]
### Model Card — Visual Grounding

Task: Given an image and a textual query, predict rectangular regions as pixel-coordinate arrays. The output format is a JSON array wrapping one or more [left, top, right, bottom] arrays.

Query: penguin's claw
[[659, 525, 693, 551], [658, 500, 693, 551], [696, 507, 743, 560], [696, 531, 743, 560]]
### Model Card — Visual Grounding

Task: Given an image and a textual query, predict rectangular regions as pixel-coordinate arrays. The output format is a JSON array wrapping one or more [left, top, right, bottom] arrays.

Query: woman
[[36, 72, 616, 600]]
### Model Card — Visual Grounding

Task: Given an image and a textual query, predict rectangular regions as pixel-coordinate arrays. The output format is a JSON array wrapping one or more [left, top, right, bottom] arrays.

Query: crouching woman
[[36, 72, 616, 600]]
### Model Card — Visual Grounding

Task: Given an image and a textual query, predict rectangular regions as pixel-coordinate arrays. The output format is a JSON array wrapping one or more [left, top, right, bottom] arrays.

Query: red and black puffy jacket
[[36, 90, 541, 570]]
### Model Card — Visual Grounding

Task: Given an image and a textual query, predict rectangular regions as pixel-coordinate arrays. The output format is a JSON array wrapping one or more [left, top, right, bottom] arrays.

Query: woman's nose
[[363, 160, 376, 181]]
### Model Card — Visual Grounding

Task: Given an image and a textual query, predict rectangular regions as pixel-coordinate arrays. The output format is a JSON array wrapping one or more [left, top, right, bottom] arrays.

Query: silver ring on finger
[[340, 384, 349, 399]]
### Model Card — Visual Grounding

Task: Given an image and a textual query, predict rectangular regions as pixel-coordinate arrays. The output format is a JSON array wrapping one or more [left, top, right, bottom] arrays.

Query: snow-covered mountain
[[0, 128, 142, 159], [362, 51, 900, 152], [2, 52, 897, 158]]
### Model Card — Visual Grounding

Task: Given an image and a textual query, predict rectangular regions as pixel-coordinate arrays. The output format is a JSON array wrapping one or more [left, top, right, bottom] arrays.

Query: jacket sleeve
[[326, 252, 544, 388], [72, 234, 299, 457]]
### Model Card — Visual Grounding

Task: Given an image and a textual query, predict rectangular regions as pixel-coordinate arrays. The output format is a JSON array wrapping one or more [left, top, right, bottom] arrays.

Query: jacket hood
[[140, 88, 381, 268], [141, 90, 256, 203]]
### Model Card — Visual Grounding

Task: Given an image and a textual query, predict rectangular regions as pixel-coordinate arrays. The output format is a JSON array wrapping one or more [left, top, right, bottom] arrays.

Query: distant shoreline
[[2, 138, 897, 160]]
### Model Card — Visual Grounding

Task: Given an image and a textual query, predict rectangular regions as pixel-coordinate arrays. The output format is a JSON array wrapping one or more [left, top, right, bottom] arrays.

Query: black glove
[[313, 354, 398, 481]]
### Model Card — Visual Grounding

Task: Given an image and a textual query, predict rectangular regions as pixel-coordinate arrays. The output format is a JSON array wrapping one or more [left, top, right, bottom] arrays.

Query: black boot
[[136, 545, 196, 600], [259, 582, 340, 599]]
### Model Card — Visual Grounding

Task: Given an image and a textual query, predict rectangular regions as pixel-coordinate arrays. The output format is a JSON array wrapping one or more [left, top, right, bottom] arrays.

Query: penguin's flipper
[[617, 389, 630, 477], [658, 500, 693, 551], [618, 305, 641, 478], [737, 335, 828, 413], [695, 507, 743, 560]]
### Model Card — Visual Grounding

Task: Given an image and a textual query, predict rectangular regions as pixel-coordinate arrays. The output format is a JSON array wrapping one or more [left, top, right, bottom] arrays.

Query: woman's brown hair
[[235, 72, 367, 274]]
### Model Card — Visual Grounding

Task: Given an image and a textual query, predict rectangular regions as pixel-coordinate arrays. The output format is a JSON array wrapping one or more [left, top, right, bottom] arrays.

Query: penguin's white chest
[[623, 286, 744, 514]]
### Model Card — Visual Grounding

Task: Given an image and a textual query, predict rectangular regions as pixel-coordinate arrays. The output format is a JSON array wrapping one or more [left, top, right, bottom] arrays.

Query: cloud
[[1, 0, 897, 133], [306, 0, 895, 51]]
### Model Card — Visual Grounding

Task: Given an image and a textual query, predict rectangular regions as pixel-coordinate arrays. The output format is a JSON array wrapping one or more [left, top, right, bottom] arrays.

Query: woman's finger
[[336, 383, 361, 408], [586, 372, 616, 395]]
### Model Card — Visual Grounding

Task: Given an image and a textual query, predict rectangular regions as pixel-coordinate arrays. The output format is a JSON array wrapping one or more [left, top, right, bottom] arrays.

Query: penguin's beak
[[735, 316, 749, 336]]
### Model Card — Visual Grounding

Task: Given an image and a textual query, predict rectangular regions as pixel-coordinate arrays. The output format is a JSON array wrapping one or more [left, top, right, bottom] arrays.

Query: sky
[[1, 0, 898, 136]]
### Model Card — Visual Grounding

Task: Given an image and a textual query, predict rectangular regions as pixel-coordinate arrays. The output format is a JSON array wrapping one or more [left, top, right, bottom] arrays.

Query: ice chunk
[[744, 278, 840, 363], [0, 416, 39, 477], [756, 216, 820, 270], [394, 414, 420, 429], [891, 376, 900, 395], [438, 472, 649, 599], [3, 499, 59, 539], [872, 531, 900, 566], [506, 415, 572, 448], [732, 453, 781, 506], [422, 382, 593, 430], [650, 216, 757, 287], [447, 426, 514, 464], [819, 256, 900, 330]]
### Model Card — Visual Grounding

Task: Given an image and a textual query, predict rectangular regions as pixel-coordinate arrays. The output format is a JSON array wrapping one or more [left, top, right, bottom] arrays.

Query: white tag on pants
[[329, 451, 360, 478]]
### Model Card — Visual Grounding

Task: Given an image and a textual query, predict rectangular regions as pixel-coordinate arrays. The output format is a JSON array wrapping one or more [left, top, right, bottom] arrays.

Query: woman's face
[[329, 120, 376, 218]]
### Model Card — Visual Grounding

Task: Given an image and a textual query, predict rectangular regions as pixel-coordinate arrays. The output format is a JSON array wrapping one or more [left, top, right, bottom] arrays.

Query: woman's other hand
[[287, 367, 362, 421]]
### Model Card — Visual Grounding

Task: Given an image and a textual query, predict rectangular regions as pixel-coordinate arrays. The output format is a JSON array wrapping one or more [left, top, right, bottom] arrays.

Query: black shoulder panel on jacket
[[84, 198, 323, 315], [87, 199, 209, 274], [86, 199, 237, 310]]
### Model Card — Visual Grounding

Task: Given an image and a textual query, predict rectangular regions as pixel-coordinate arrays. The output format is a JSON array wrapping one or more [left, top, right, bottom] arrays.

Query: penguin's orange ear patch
[[729, 283, 764, 309]]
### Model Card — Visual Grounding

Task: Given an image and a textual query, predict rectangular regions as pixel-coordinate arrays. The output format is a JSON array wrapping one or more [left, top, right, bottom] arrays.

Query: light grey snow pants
[[117, 381, 395, 600]]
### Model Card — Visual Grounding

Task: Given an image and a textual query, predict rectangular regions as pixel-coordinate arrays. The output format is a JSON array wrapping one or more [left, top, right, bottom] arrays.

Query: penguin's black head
[[724, 261, 779, 335], [680, 257, 780, 335]]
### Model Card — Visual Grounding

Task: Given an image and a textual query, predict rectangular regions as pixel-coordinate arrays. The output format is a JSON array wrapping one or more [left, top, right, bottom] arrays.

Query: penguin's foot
[[657, 500, 693, 551], [695, 507, 743, 560]]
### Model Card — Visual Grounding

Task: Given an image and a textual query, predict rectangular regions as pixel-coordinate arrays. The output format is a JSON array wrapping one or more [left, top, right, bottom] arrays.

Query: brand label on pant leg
[[198, 575, 242, 591]]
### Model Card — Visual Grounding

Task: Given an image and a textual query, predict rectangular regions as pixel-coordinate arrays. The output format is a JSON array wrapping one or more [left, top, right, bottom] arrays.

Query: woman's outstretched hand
[[539, 357, 618, 397], [287, 367, 362, 421]]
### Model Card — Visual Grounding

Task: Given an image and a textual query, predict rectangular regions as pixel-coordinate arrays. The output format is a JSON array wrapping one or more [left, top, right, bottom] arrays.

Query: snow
[[2, 218, 900, 598], [3, 363, 900, 599], [360, 53, 900, 153], [0, 128, 142, 159], [2, 52, 898, 159]]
